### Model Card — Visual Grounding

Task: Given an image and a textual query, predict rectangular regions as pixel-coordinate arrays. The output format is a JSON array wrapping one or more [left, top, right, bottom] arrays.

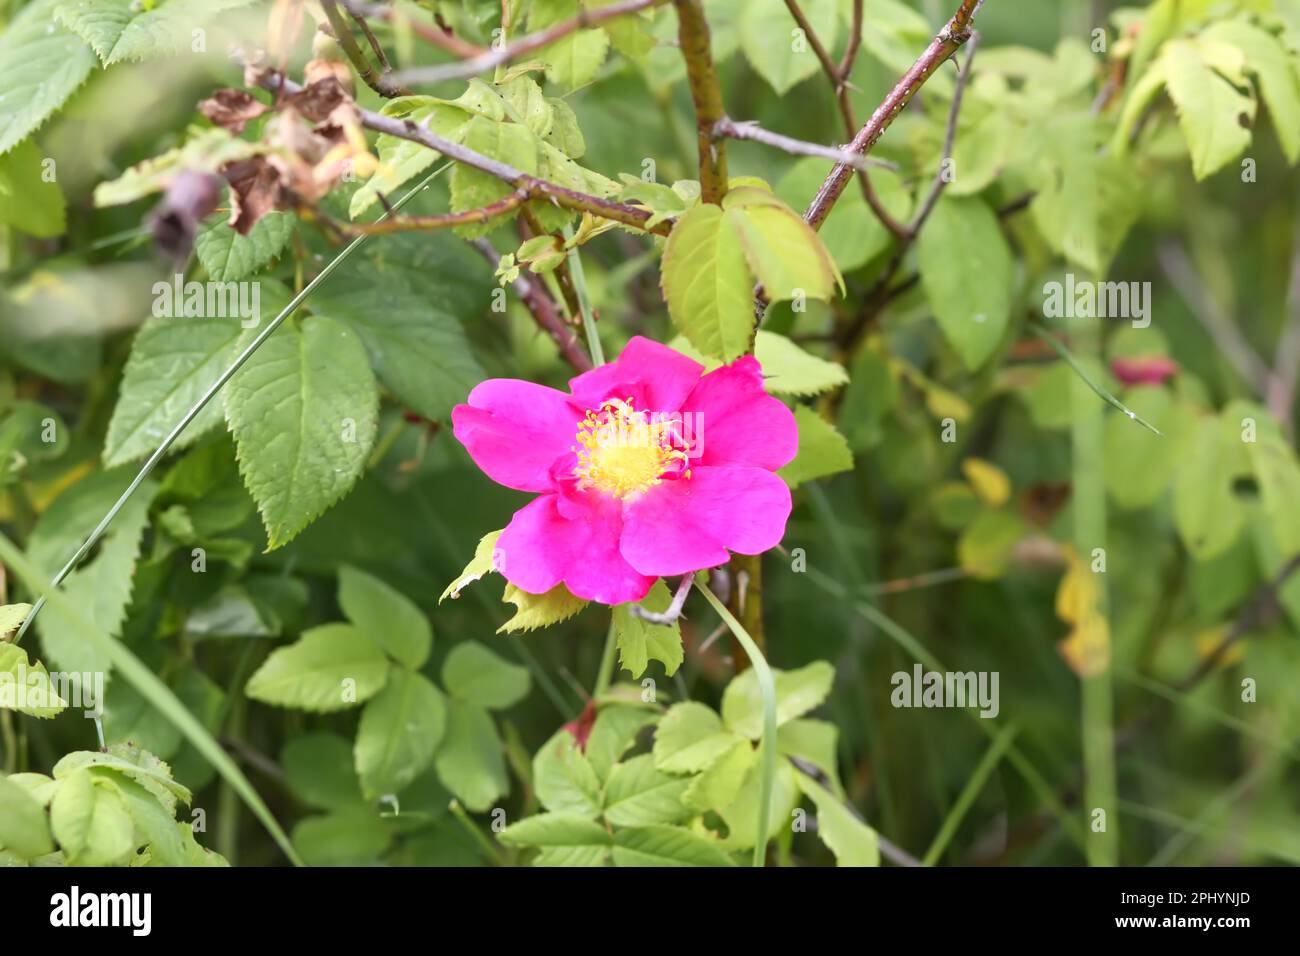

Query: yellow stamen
[[572, 397, 688, 499]]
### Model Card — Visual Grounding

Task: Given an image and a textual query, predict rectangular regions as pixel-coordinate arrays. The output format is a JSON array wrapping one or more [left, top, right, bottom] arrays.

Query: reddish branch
[[470, 239, 594, 373], [784, 0, 906, 237], [803, 0, 985, 232]]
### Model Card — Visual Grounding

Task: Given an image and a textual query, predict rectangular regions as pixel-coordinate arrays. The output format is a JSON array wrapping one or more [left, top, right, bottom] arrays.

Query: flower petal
[[497, 494, 656, 605], [681, 356, 798, 470], [619, 465, 792, 576], [568, 335, 704, 414], [451, 379, 582, 493]]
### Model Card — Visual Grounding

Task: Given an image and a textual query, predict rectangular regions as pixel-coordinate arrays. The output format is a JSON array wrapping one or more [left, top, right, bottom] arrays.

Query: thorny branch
[[712, 117, 898, 173], [783, 0, 907, 237], [803, 0, 986, 232]]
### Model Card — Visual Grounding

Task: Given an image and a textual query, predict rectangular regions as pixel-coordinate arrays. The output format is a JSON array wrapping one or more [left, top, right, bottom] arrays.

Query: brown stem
[[835, 30, 981, 351], [673, 0, 728, 204], [321, 0, 409, 97], [784, 0, 907, 238], [519, 209, 583, 322], [803, 0, 985, 232], [343, 0, 485, 58], [315, 188, 530, 234]]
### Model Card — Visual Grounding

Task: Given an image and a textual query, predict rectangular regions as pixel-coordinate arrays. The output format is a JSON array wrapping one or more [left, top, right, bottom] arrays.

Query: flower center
[[572, 398, 689, 499]]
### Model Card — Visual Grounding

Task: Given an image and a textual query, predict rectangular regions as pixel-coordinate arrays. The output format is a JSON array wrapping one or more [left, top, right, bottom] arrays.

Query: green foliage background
[[1, 0, 1299, 866]]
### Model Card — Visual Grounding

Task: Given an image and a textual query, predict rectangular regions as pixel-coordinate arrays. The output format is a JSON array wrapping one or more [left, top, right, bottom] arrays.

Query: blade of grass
[[1032, 324, 1162, 435], [921, 722, 1019, 865], [0, 532, 304, 866], [697, 574, 776, 868], [562, 223, 604, 366]]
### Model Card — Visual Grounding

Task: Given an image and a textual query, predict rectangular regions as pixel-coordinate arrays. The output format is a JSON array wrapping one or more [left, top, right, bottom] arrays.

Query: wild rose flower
[[451, 337, 797, 605]]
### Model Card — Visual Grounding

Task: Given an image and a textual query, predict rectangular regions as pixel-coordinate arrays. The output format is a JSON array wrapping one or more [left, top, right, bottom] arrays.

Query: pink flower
[[451, 337, 797, 605]]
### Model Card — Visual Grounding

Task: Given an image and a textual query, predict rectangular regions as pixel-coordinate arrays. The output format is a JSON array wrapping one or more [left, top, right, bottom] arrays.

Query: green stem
[[449, 799, 509, 865], [921, 722, 1018, 866], [697, 576, 776, 867], [593, 619, 618, 696], [561, 224, 604, 366]]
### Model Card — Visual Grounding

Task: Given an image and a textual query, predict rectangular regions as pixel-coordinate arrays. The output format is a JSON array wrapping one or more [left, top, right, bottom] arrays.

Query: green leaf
[[1162, 38, 1256, 180], [498, 812, 611, 849], [283, 732, 364, 811], [194, 213, 293, 282], [777, 718, 843, 797], [611, 824, 735, 867], [434, 699, 508, 812], [442, 642, 530, 710], [0, 139, 65, 237], [722, 187, 842, 303], [585, 706, 657, 781], [741, 0, 840, 95], [245, 624, 389, 712], [440, 529, 503, 602], [450, 117, 541, 238], [54, 0, 257, 65], [795, 773, 879, 866], [338, 565, 432, 670], [225, 314, 378, 549], [313, 283, 485, 422], [776, 157, 910, 272], [49, 769, 135, 866], [0, 642, 67, 717], [660, 203, 754, 362], [722, 661, 834, 740], [0, 774, 54, 859], [354, 669, 448, 799], [754, 332, 848, 396], [916, 197, 1012, 369], [613, 580, 684, 678], [1202, 19, 1300, 164], [681, 737, 756, 812], [104, 314, 247, 466], [498, 583, 588, 633], [957, 509, 1027, 580], [101, 772, 185, 867], [601, 754, 692, 826], [34, 474, 156, 674], [53, 744, 191, 814], [1174, 413, 1249, 560], [529, 0, 611, 90], [102, 680, 183, 759], [534, 728, 602, 817], [1102, 388, 1194, 510], [0, 603, 32, 634], [0, 0, 98, 156], [291, 808, 392, 865], [714, 758, 799, 850], [779, 405, 853, 489], [350, 98, 475, 219], [652, 701, 743, 773]]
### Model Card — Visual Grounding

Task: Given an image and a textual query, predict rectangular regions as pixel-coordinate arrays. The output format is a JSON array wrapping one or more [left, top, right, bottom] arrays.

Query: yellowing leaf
[[498, 583, 588, 633], [961, 458, 1011, 508], [440, 530, 504, 603]]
